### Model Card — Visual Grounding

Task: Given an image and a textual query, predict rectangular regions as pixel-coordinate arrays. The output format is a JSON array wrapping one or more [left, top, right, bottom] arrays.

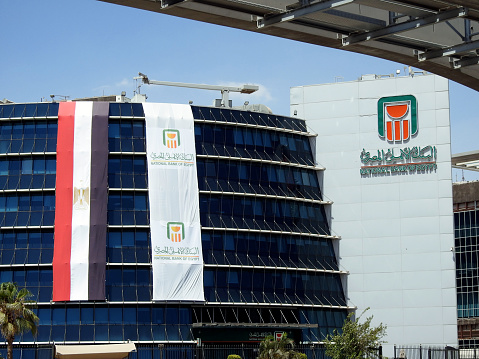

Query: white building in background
[[291, 73, 457, 353]]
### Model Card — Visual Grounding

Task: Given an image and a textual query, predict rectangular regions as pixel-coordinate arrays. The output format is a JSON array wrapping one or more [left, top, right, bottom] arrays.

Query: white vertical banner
[[143, 103, 204, 301], [70, 102, 93, 301]]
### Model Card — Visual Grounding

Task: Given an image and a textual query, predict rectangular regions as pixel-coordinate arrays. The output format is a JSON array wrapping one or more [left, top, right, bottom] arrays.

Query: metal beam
[[160, 0, 188, 9], [343, 7, 468, 46], [452, 164, 479, 172], [257, 0, 354, 29], [325, 9, 386, 27], [419, 38, 479, 61], [452, 56, 479, 69]]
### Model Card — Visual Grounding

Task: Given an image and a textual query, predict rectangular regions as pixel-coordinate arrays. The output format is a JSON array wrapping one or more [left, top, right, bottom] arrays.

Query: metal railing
[[394, 346, 462, 359], [148, 344, 329, 359], [0, 342, 383, 359]]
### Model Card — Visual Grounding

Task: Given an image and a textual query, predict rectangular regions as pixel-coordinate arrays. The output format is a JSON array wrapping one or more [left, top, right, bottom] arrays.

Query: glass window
[[47, 122, 57, 138], [39, 269, 51, 286], [95, 307, 108, 324], [123, 269, 136, 285], [8, 159, 20, 175], [12, 123, 22, 137], [110, 307, 123, 324], [132, 122, 144, 137], [179, 308, 190, 324], [66, 308, 80, 325], [123, 307, 137, 324], [109, 121, 121, 137], [134, 194, 147, 211], [38, 308, 51, 326], [121, 194, 134, 209], [21, 158, 33, 174], [36, 121, 47, 136], [108, 268, 122, 285], [45, 159, 55, 174], [31, 195, 43, 211], [108, 232, 121, 248], [122, 231, 134, 247], [0, 161, 7, 176], [152, 307, 164, 325], [233, 128, 244, 145], [43, 195, 55, 211], [52, 308, 65, 325], [6, 196, 18, 212], [137, 307, 150, 324], [243, 130, 254, 146], [33, 159, 45, 174], [120, 122, 132, 139], [0, 123, 13, 138], [165, 307, 178, 324], [108, 194, 121, 211]]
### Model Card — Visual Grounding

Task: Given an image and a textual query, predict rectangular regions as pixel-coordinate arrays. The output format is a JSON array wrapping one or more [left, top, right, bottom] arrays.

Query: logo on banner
[[163, 129, 180, 148], [73, 181, 90, 210], [167, 222, 185, 242], [378, 95, 417, 142]]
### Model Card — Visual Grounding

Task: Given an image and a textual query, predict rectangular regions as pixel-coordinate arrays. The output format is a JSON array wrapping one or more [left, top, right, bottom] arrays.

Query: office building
[[0, 100, 348, 357], [454, 181, 479, 347], [291, 73, 458, 353]]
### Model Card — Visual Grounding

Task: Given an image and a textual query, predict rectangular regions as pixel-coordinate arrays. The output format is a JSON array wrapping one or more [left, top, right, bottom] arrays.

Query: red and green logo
[[378, 95, 417, 142], [163, 129, 180, 148], [167, 222, 184, 242]]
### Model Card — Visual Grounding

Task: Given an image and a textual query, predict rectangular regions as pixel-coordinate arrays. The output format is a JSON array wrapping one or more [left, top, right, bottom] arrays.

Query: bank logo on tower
[[163, 129, 180, 148], [378, 95, 417, 142], [167, 222, 185, 242]]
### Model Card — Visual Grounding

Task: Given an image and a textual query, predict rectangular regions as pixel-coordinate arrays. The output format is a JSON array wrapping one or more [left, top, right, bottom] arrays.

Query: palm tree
[[258, 333, 304, 359], [0, 282, 39, 359]]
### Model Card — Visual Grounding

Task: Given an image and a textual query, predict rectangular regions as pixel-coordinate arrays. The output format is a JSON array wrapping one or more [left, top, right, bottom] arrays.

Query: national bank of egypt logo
[[163, 129, 180, 148], [167, 222, 185, 242], [378, 95, 417, 142]]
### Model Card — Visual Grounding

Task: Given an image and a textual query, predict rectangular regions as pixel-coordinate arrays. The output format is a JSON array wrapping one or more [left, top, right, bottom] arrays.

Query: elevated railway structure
[[100, 0, 479, 91]]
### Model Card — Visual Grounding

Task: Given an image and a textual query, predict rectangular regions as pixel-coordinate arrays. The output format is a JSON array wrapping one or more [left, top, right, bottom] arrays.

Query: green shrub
[[228, 354, 241, 359]]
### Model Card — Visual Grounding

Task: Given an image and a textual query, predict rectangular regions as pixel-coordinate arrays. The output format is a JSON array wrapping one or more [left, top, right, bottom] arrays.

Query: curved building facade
[[0, 101, 348, 356]]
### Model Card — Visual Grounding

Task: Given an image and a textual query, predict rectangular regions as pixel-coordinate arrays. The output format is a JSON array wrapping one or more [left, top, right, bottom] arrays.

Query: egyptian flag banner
[[52, 102, 109, 301], [144, 103, 204, 302]]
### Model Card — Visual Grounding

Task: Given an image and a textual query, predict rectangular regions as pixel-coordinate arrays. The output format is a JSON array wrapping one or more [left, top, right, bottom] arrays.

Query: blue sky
[[2, 0, 479, 181]]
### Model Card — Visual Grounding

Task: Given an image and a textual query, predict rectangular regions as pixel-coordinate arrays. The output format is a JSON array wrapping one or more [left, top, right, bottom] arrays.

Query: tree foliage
[[324, 308, 386, 359], [0, 282, 39, 359], [257, 333, 306, 359]]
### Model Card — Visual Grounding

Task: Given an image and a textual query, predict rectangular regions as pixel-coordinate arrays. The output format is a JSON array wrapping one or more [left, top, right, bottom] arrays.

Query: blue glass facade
[[0, 102, 348, 355], [454, 192, 479, 348]]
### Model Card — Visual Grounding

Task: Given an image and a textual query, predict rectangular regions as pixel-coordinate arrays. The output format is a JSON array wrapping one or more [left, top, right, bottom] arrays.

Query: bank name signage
[[360, 95, 437, 176], [360, 146, 437, 174]]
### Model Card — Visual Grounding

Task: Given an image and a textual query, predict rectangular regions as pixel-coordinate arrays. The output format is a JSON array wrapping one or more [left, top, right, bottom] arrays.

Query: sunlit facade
[[0, 101, 348, 357]]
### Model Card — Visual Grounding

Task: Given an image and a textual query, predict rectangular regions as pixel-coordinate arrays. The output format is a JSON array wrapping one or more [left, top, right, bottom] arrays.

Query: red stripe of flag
[[52, 102, 76, 301]]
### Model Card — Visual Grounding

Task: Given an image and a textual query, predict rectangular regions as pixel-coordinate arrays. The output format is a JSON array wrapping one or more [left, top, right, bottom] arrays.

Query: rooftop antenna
[[405, 66, 428, 77], [134, 72, 259, 108], [134, 77, 142, 96], [50, 94, 70, 102]]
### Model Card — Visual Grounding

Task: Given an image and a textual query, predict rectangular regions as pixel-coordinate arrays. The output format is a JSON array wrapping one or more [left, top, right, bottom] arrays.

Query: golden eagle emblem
[[73, 185, 90, 210]]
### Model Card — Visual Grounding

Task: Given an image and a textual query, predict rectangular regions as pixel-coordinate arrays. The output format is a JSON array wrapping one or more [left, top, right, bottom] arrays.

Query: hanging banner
[[144, 103, 204, 301], [53, 101, 109, 301]]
